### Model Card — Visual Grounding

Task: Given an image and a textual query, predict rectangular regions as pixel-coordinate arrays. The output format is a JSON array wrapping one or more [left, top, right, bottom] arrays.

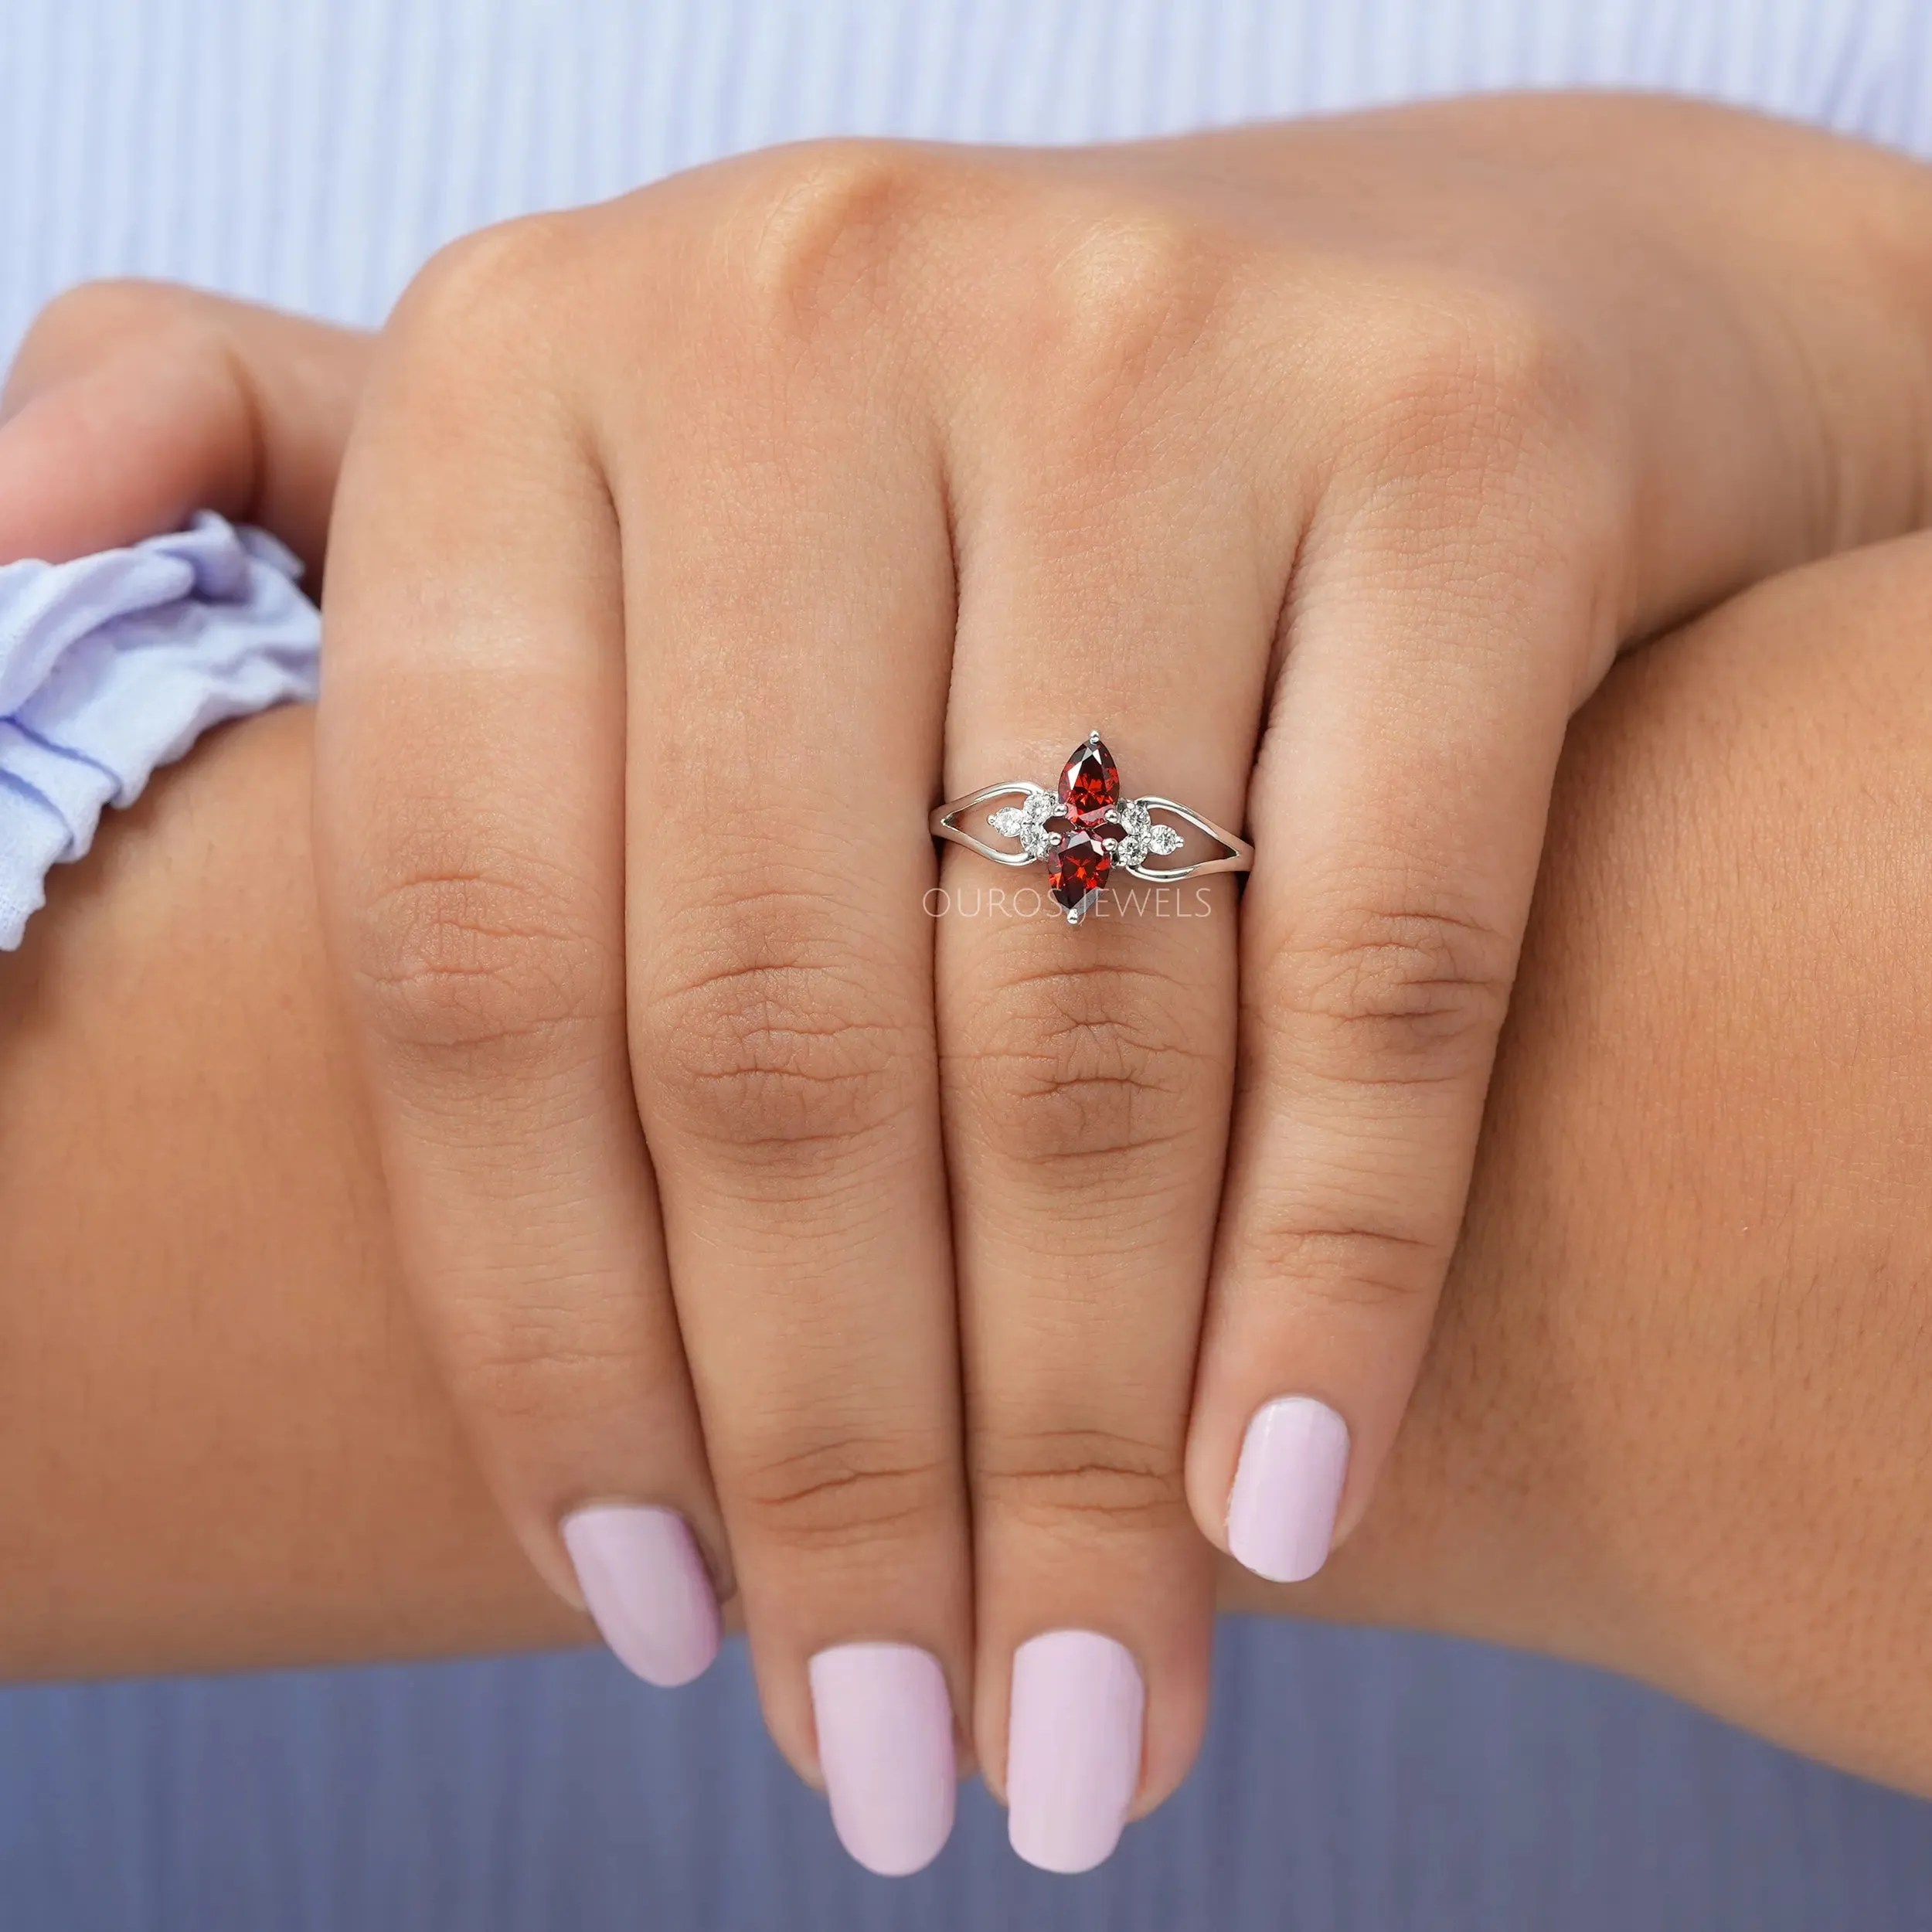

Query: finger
[[0, 281, 368, 573], [604, 173, 968, 1875], [1182, 110, 1932, 1591], [937, 373, 1281, 1870], [315, 226, 724, 1689], [1186, 479, 1578, 1589]]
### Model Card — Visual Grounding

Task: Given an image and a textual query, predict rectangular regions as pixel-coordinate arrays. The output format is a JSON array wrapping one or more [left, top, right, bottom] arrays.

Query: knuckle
[[347, 830, 618, 1066], [975, 1424, 1188, 1536], [11, 279, 228, 397], [953, 956, 1225, 1172], [22, 277, 195, 355], [718, 137, 939, 342], [731, 1431, 954, 1556], [1352, 277, 1596, 489], [1026, 202, 1231, 379], [388, 213, 580, 369], [641, 893, 924, 1159], [984, 199, 1240, 445], [1264, 898, 1515, 1088]]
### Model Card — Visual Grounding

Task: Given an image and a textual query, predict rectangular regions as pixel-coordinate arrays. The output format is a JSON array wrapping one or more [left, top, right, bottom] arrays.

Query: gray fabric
[[3, 1621, 1925, 1930]]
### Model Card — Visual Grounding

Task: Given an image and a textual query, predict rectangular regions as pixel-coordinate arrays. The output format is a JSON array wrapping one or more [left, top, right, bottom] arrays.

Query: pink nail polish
[[808, 1642, 957, 1876], [561, 1505, 721, 1689], [1005, 1630, 1145, 1874], [1226, 1395, 1351, 1583]]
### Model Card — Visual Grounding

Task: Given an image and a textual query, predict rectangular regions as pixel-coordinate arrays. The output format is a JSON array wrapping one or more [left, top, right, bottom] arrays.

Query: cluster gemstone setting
[[1114, 797, 1184, 871], [988, 785, 1063, 862], [985, 732, 1187, 923]]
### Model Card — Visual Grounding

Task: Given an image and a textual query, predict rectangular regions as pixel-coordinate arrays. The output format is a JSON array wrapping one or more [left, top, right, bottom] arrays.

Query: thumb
[[0, 281, 371, 577]]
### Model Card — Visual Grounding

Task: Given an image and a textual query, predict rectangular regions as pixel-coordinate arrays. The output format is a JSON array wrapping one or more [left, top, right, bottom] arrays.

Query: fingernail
[[1005, 1630, 1145, 1874], [808, 1642, 957, 1876], [1226, 1395, 1352, 1583], [561, 1505, 721, 1689]]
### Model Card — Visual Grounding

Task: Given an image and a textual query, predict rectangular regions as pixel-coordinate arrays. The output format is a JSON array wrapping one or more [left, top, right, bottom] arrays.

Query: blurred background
[[6, 0, 1928, 356], [4, 3, 1931, 1927], [7, 1627, 1932, 1930]]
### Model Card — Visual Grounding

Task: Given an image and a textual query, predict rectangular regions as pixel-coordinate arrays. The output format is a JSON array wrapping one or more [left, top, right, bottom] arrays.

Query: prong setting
[[930, 733, 1254, 913]]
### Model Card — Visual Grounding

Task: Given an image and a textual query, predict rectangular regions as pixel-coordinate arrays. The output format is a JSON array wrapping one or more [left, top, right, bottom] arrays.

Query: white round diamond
[[1113, 801, 1187, 869], [1017, 787, 1060, 859]]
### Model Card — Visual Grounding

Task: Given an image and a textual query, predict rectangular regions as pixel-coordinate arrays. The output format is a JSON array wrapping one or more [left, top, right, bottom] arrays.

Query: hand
[[15, 521, 1932, 1811], [310, 92, 1932, 1872], [0, 280, 369, 575]]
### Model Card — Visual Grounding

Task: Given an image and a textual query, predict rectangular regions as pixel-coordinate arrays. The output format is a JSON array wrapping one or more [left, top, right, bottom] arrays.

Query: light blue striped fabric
[[5, 2, 1932, 1927], [2, 0, 1930, 361]]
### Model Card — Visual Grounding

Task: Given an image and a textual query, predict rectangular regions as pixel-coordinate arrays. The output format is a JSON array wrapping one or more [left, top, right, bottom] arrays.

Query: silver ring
[[929, 730, 1254, 925]]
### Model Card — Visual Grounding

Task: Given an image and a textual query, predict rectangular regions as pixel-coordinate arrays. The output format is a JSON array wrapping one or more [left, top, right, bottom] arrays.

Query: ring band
[[930, 730, 1253, 925]]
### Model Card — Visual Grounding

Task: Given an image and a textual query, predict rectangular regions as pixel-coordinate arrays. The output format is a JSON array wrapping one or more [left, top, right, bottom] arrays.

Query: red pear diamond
[[1059, 734, 1119, 824], [1049, 825, 1111, 918]]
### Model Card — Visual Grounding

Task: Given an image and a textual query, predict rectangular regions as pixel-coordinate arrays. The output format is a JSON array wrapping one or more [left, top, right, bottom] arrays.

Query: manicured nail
[[1005, 1630, 1145, 1874], [808, 1642, 957, 1876], [1226, 1395, 1352, 1583], [561, 1505, 720, 1688]]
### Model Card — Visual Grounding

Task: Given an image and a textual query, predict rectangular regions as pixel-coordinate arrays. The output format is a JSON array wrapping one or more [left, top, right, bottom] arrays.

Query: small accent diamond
[[989, 787, 1063, 860], [1114, 798, 1187, 869], [1017, 787, 1062, 859]]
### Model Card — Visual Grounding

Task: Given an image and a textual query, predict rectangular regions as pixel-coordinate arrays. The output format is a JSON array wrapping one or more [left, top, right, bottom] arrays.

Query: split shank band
[[930, 730, 1255, 926]]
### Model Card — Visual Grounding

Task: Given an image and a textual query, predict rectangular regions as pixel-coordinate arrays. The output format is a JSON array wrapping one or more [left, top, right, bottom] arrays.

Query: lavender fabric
[[0, 513, 319, 949]]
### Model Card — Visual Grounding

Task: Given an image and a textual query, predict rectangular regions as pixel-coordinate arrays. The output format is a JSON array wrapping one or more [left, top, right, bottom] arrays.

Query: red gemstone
[[1060, 735, 1120, 823], [1049, 826, 1111, 915]]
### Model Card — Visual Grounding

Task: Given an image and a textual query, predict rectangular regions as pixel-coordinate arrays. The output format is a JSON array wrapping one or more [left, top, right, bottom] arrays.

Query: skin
[[5, 527, 1932, 1811]]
